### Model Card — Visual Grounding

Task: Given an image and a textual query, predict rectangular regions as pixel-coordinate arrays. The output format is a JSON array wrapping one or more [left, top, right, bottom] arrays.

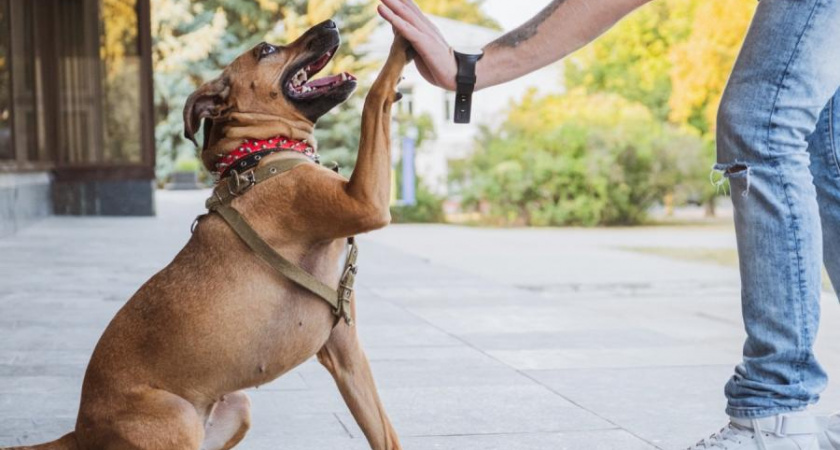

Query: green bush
[[174, 157, 201, 173], [453, 89, 708, 226], [390, 183, 446, 224]]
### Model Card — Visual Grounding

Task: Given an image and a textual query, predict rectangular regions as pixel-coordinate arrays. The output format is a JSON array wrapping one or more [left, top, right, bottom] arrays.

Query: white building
[[365, 15, 565, 196]]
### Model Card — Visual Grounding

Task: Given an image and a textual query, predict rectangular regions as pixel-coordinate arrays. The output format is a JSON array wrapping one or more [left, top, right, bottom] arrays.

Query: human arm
[[378, 0, 654, 91]]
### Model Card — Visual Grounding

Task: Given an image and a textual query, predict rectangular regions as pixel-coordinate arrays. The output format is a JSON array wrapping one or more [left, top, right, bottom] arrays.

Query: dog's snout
[[321, 20, 337, 30]]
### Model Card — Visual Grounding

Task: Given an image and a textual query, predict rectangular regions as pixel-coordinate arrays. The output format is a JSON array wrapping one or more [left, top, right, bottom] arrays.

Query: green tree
[[669, 0, 755, 136], [560, 0, 756, 216], [563, 0, 696, 121], [151, 0, 378, 180]]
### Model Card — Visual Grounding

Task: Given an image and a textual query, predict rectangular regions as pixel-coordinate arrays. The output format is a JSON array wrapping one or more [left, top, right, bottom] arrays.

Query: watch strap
[[453, 51, 483, 124]]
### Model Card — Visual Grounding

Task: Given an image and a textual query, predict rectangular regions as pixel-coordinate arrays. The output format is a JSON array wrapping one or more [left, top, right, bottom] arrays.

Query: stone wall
[[52, 180, 156, 216], [0, 173, 52, 238]]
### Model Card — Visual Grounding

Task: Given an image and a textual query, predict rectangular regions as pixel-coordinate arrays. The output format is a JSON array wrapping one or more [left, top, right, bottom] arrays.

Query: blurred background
[[0, 0, 756, 235], [10, 3, 840, 448]]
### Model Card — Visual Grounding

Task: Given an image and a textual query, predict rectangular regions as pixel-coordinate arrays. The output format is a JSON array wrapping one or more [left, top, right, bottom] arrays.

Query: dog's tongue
[[308, 72, 356, 88]]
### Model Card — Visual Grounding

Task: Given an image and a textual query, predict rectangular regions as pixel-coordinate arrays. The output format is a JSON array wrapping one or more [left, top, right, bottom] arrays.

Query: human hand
[[378, 0, 457, 91]]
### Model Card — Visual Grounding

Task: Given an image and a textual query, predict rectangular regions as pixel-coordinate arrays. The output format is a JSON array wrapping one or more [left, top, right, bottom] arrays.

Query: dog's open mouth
[[285, 46, 357, 100]]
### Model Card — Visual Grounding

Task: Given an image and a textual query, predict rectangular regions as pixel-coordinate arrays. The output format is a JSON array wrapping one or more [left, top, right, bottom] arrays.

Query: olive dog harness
[[198, 139, 357, 325]]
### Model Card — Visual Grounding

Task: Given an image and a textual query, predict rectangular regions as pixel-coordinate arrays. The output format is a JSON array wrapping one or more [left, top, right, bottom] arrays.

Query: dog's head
[[183, 20, 357, 163]]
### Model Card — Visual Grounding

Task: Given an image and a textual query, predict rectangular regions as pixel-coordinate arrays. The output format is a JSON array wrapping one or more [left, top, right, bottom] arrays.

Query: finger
[[396, 0, 440, 32], [379, 3, 454, 86], [381, 0, 438, 38], [377, 4, 423, 41]]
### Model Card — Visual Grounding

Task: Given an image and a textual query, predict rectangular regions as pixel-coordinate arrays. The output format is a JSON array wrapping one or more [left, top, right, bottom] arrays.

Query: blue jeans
[[716, 0, 840, 419]]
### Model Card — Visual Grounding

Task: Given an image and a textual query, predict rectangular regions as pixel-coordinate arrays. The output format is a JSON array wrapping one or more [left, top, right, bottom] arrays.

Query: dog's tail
[[2, 432, 79, 450]]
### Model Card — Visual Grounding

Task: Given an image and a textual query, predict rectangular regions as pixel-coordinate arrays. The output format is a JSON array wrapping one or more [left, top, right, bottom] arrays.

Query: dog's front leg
[[344, 35, 412, 229], [317, 297, 401, 450], [288, 35, 411, 240]]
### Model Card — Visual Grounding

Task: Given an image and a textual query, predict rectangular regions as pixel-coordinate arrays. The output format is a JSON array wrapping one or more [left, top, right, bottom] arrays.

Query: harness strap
[[207, 158, 309, 210], [203, 158, 356, 325]]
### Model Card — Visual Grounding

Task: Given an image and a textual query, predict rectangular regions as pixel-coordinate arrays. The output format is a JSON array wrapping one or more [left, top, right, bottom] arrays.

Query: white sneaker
[[686, 413, 825, 450], [822, 412, 840, 449]]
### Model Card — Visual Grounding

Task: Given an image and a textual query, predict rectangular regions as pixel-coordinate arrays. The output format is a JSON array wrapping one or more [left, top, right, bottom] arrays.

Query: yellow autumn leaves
[[669, 0, 756, 134], [566, 0, 756, 137]]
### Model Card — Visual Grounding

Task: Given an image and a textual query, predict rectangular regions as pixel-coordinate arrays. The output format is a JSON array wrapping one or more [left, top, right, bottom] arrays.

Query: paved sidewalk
[[2, 191, 840, 449]]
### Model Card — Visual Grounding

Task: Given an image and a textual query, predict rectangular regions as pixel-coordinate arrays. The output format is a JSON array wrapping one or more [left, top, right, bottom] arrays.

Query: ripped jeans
[[716, 0, 840, 419]]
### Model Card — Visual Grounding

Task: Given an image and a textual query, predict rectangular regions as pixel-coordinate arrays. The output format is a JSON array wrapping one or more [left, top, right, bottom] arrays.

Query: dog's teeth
[[340, 73, 347, 81], [292, 69, 308, 88]]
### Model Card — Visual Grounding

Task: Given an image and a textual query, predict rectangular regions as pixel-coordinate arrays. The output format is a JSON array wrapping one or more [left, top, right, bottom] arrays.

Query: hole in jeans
[[711, 162, 751, 197], [726, 164, 749, 175]]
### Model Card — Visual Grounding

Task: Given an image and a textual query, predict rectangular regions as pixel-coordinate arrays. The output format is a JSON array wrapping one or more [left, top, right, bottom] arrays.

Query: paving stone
[[241, 434, 370, 450], [460, 328, 681, 351], [405, 303, 630, 335], [0, 376, 83, 395], [297, 347, 531, 389], [527, 365, 733, 448], [0, 418, 76, 445], [488, 343, 743, 371], [338, 385, 615, 438], [356, 324, 464, 348], [399, 430, 657, 450], [2, 190, 837, 450]]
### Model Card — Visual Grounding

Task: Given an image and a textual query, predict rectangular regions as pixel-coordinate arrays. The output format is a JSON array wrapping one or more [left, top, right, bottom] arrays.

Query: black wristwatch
[[453, 50, 484, 124]]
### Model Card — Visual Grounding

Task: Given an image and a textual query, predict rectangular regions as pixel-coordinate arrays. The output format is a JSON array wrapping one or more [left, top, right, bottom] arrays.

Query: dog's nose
[[321, 20, 337, 30]]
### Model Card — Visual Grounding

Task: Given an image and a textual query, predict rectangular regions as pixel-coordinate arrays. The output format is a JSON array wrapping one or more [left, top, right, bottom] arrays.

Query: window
[[100, 0, 142, 163], [444, 92, 455, 122], [0, 0, 11, 160], [11, 1, 42, 162], [56, 0, 102, 164], [397, 87, 414, 116], [0, 0, 45, 164], [0, 0, 151, 170]]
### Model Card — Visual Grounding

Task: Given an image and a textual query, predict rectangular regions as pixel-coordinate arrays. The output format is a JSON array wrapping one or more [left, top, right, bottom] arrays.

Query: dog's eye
[[259, 44, 277, 60]]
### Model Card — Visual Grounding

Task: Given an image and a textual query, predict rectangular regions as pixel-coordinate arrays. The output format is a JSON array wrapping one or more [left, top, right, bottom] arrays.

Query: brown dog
[[4, 21, 410, 450]]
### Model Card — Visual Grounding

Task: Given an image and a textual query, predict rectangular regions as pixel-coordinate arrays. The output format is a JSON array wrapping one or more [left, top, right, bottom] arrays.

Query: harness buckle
[[228, 169, 256, 197], [335, 263, 357, 325]]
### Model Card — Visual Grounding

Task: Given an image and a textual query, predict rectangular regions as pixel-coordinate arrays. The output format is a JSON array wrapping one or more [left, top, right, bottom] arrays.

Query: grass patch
[[624, 247, 833, 291], [625, 247, 740, 267]]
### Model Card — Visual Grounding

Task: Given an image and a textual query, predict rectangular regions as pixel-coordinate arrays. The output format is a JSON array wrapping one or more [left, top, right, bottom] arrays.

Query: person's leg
[[716, 0, 840, 420], [809, 89, 840, 293], [810, 89, 840, 450]]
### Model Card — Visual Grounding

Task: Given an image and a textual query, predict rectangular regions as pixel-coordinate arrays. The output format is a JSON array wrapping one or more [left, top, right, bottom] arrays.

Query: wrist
[[444, 47, 458, 91], [475, 57, 490, 91]]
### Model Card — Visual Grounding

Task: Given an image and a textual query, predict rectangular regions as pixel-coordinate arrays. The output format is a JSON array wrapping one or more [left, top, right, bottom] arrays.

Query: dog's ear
[[202, 118, 214, 151], [183, 76, 230, 147]]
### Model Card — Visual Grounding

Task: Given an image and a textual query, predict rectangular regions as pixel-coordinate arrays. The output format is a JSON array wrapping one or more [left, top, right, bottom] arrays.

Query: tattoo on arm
[[487, 0, 567, 49]]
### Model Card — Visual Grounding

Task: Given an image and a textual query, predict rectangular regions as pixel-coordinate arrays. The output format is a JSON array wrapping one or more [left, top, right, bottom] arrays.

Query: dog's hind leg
[[317, 297, 401, 450], [74, 387, 205, 450], [200, 391, 251, 450]]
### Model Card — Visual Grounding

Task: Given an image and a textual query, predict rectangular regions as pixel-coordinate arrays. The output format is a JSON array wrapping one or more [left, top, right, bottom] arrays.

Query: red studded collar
[[215, 136, 319, 179]]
